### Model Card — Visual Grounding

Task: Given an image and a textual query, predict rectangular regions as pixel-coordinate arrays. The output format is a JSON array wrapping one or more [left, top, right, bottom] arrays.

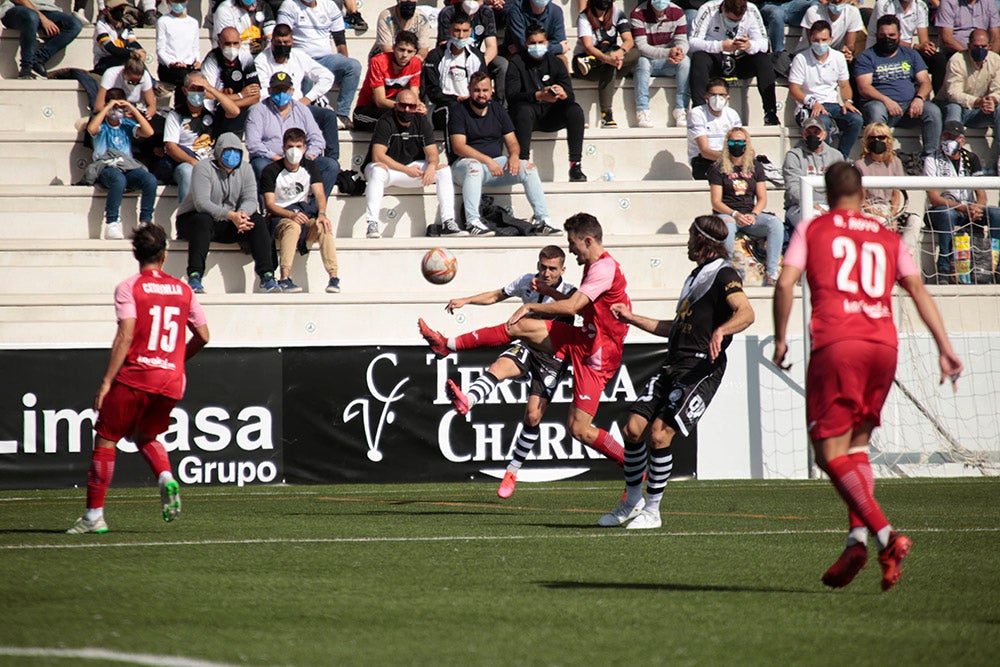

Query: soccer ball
[[421, 247, 457, 285]]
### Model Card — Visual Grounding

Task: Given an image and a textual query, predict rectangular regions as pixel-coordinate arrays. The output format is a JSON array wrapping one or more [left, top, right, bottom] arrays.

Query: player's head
[[563, 213, 603, 265], [536, 245, 566, 285], [133, 223, 168, 267], [688, 215, 729, 264], [824, 161, 864, 211]]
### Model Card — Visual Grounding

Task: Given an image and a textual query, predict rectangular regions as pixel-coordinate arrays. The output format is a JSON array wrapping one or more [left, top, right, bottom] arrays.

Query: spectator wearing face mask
[[631, 0, 691, 129], [866, 0, 945, 91], [935, 0, 1000, 62], [573, 0, 638, 129], [439, 0, 509, 104], [687, 77, 742, 180], [796, 0, 862, 62], [373, 0, 435, 60], [505, 0, 569, 63], [423, 13, 489, 130], [782, 116, 844, 230], [156, 1, 200, 92], [202, 26, 263, 137], [937, 29, 1000, 168]]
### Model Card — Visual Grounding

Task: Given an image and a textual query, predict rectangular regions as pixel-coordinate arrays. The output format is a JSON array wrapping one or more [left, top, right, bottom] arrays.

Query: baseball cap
[[801, 116, 825, 132], [942, 120, 965, 136], [269, 72, 293, 90]]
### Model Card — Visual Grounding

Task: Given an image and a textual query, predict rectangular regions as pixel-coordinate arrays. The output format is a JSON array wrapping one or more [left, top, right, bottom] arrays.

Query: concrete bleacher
[[0, 0, 995, 349]]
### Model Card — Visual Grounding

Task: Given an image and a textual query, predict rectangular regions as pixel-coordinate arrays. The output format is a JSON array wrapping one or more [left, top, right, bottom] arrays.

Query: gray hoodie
[[782, 142, 845, 210], [176, 133, 258, 221]]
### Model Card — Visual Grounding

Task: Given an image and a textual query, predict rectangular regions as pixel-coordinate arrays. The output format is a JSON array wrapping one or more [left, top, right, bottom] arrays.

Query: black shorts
[[499, 342, 568, 401], [629, 358, 727, 437]]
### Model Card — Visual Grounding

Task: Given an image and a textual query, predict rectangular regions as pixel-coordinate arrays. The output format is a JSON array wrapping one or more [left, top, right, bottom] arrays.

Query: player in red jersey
[[68, 224, 210, 534], [773, 162, 963, 591], [419, 213, 632, 472]]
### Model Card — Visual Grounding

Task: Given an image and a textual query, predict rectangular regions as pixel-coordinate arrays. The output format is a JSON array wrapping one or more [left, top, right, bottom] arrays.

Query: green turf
[[1, 478, 998, 666]]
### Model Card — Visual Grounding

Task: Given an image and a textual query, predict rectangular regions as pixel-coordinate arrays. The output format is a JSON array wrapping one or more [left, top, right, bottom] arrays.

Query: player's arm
[[446, 288, 507, 313], [772, 264, 802, 370], [610, 303, 672, 337], [898, 274, 963, 389], [513, 290, 590, 323], [709, 290, 754, 361], [95, 318, 135, 410], [186, 323, 210, 360]]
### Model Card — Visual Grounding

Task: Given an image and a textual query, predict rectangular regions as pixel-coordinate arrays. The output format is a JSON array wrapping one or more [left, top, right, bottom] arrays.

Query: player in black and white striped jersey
[[443, 245, 576, 498]]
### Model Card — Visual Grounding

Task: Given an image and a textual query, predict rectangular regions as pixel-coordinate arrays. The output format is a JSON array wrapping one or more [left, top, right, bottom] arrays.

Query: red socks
[[86, 446, 117, 510], [847, 451, 875, 529], [825, 454, 888, 535], [454, 324, 511, 350], [140, 440, 171, 477], [591, 429, 625, 467]]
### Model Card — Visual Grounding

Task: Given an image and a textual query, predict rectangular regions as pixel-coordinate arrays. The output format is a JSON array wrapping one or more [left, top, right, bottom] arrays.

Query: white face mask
[[284, 146, 304, 164], [222, 46, 240, 61], [461, 0, 480, 15], [940, 139, 959, 156], [708, 94, 728, 112]]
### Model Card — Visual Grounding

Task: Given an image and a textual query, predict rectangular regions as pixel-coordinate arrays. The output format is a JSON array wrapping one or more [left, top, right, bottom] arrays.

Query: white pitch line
[[3, 527, 999, 551], [0, 647, 241, 667]]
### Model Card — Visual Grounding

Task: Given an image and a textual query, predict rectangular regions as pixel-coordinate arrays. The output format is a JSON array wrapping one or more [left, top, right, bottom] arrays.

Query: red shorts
[[546, 320, 621, 416], [95, 381, 177, 443], [805, 339, 897, 441]]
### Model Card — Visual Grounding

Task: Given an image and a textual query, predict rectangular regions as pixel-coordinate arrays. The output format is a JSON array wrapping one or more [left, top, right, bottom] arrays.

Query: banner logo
[[343, 353, 410, 462]]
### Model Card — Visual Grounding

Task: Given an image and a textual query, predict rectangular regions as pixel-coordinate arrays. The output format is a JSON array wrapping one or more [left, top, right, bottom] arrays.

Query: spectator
[[797, 0, 862, 61], [255, 23, 340, 159], [505, 0, 568, 61], [212, 0, 276, 55], [573, 0, 638, 129], [84, 88, 157, 240], [72, 0, 156, 29], [202, 26, 263, 137], [448, 72, 555, 236], [95, 52, 156, 119], [938, 29, 1000, 167], [935, 0, 1000, 58], [277, 0, 362, 128], [708, 126, 784, 285], [176, 132, 280, 293], [156, 1, 200, 93], [788, 20, 862, 154], [688, 77, 742, 179], [423, 14, 488, 130], [92, 0, 144, 74], [506, 25, 588, 182], [162, 72, 241, 205], [924, 120, 1000, 282], [261, 128, 340, 293], [782, 116, 844, 229], [354, 30, 424, 131], [866, 0, 945, 91], [757, 0, 818, 59], [689, 0, 780, 125], [340, 0, 369, 34], [631, 0, 691, 128], [855, 14, 941, 155], [855, 121, 922, 261], [374, 0, 435, 60], [1, 0, 82, 79], [362, 89, 458, 239], [438, 0, 509, 103], [245, 71, 340, 196]]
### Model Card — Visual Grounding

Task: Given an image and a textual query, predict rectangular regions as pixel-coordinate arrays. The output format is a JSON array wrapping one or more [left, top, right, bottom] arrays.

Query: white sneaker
[[73, 8, 90, 24], [626, 506, 662, 530], [673, 108, 688, 128], [636, 109, 654, 128], [467, 221, 495, 237], [597, 496, 646, 527], [366, 219, 381, 239], [104, 221, 124, 240], [67, 516, 108, 534]]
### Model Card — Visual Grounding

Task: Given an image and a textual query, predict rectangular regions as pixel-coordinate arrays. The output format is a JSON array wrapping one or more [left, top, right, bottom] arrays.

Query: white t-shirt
[[255, 46, 335, 103], [100, 65, 154, 105], [277, 0, 345, 59], [788, 49, 850, 104], [442, 49, 470, 98], [502, 274, 576, 303], [574, 7, 632, 57], [164, 110, 217, 159], [687, 104, 742, 160], [867, 0, 930, 47], [799, 4, 863, 51], [156, 14, 201, 66]]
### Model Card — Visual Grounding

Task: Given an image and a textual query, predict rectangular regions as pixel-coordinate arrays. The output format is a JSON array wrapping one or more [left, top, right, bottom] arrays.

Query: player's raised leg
[[418, 317, 555, 359]]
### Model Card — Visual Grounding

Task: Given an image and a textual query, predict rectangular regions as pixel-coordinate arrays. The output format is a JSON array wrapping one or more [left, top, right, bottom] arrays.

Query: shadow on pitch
[[537, 580, 818, 595]]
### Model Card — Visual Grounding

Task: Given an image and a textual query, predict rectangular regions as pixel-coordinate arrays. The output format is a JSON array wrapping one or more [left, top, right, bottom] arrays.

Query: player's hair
[[689, 215, 729, 264], [283, 127, 307, 146], [722, 0, 747, 18], [717, 126, 755, 175], [469, 70, 492, 89], [538, 245, 565, 262], [272, 23, 293, 39], [860, 122, 896, 161], [394, 30, 419, 50], [526, 23, 548, 41], [564, 213, 603, 243], [133, 223, 167, 265], [124, 52, 145, 77], [450, 12, 473, 27], [105, 87, 127, 101], [808, 20, 832, 38], [875, 14, 900, 31], [706, 77, 729, 93], [824, 161, 863, 207]]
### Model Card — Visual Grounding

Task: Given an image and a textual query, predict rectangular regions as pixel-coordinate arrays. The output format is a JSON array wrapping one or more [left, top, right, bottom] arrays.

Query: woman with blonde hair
[[707, 127, 785, 285], [855, 122, 922, 261]]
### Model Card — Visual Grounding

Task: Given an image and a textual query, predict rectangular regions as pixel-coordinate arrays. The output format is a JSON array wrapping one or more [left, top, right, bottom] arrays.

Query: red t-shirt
[[576, 252, 631, 366], [356, 52, 423, 108], [782, 209, 919, 351], [113, 269, 208, 400]]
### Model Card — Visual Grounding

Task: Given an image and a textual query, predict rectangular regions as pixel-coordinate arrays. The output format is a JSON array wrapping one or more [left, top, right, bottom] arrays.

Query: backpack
[[336, 170, 366, 196]]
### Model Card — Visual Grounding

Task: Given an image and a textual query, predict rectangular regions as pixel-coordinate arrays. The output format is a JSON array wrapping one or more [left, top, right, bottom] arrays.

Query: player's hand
[[708, 328, 724, 362], [506, 157, 521, 176], [772, 340, 791, 371], [843, 101, 859, 115], [243, 84, 260, 98], [507, 304, 531, 326], [94, 381, 111, 411], [842, 45, 854, 62], [486, 159, 504, 177], [421, 163, 436, 187], [610, 302, 632, 322], [531, 277, 556, 297], [939, 350, 963, 393], [445, 298, 468, 314]]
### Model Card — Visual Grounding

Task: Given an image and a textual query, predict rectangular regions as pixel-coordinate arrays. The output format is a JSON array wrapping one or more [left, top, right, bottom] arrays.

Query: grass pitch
[[1, 478, 998, 666]]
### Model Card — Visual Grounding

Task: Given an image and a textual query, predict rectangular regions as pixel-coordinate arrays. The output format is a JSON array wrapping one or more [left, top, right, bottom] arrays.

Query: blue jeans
[[635, 56, 690, 112], [759, 4, 787, 53], [926, 205, 1000, 275], [173, 162, 194, 205], [98, 166, 158, 224], [312, 53, 362, 118], [251, 155, 340, 198], [451, 156, 549, 226], [945, 104, 1000, 163], [1, 7, 81, 71], [862, 99, 943, 154], [814, 102, 863, 154], [307, 105, 341, 160], [719, 212, 785, 278]]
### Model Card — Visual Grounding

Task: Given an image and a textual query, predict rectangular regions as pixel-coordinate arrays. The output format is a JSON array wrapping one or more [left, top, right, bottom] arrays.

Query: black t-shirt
[[364, 112, 436, 169], [666, 262, 744, 364], [437, 5, 497, 47], [204, 47, 261, 94], [447, 99, 515, 163], [708, 160, 766, 215]]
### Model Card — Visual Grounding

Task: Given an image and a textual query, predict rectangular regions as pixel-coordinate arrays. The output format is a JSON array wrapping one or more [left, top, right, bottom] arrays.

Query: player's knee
[[649, 425, 676, 449], [523, 407, 543, 427]]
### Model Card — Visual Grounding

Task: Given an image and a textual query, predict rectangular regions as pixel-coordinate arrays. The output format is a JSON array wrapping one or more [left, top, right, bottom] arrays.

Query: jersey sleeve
[[782, 218, 811, 271], [578, 256, 616, 302], [305, 159, 323, 185], [895, 235, 920, 279], [114, 276, 138, 321], [717, 266, 744, 296], [259, 161, 280, 194], [187, 292, 208, 328], [502, 273, 532, 299]]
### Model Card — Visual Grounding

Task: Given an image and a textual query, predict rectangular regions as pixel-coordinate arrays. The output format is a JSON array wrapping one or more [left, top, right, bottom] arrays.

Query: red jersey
[[782, 208, 919, 351], [113, 269, 208, 400], [576, 252, 631, 365], [356, 52, 422, 108]]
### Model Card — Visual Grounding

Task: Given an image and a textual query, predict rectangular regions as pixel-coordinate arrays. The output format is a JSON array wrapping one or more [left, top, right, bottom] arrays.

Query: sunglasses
[[869, 135, 888, 141], [727, 140, 747, 147], [396, 103, 419, 111]]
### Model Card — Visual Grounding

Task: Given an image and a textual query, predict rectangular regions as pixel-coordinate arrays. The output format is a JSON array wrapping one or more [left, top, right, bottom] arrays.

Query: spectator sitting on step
[[156, 1, 200, 95], [938, 29, 1000, 169], [373, 0, 435, 61], [353, 30, 425, 131], [175, 132, 281, 294], [212, 0, 276, 56], [245, 71, 340, 196], [708, 126, 785, 285], [935, 0, 1000, 64], [202, 26, 263, 137], [866, 0, 945, 93], [781, 116, 844, 230], [796, 0, 862, 62], [687, 77, 743, 180], [85, 87, 157, 241], [161, 72, 240, 205], [506, 24, 588, 182], [688, 0, 780, 126], [92, 0, 144, 75], [71, 0, 157, 30], [95, 52, 157, 120], [572, 0, 638, 130], [1, 0, 83, 79], [362, 89, 459, 239], [439, 0, 509, 103], [630, 0, 691, 129], [423, 13, 488, 130], [505, 0, 568, 64], [261, 128, 341, 293]]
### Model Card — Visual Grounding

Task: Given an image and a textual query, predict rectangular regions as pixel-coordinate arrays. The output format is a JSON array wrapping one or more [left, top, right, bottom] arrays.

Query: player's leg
[[448, 353, 525, 416], [626, 419, 676, 530], [497, 395, 546, 499], [418, 316, 556, 358], [597, 411, 650, 526], [134, 392, 181, 522]]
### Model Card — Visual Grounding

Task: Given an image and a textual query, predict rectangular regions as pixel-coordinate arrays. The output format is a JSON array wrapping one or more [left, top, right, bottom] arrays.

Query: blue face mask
[[221, 148, 243, 169], [241, 0, 255, 6], [722, 16, 740, 30], [170, 2, 187, 14], [271, 91, 292, 107], [971, 46, 989, 63], [827, 3, 845, 15], [527, 43, 548, 59], [651, 0, 669, 10], [531, 0, 550, 7], [186, 90, 205, 107], [811, 42, 830, 56], [449, 37, 473, 50]]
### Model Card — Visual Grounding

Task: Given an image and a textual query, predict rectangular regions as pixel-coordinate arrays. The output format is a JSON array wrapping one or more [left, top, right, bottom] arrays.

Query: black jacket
[[421, 44, 488, 109], [505, 52, 576, 109]]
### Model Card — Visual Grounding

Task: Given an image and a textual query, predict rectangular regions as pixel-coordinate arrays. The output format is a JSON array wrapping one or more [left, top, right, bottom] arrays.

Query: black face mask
[[728, 144, 746, 158], [867, 138, 888, 154], [875, 37, 899, 56], [398, 1, 416, 19], [395, 109, 414, 124], [469, 98, 489, 110], [272, 43, 292, 60], [804, 135, 823, 151], [592, 0, 612, 10]]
